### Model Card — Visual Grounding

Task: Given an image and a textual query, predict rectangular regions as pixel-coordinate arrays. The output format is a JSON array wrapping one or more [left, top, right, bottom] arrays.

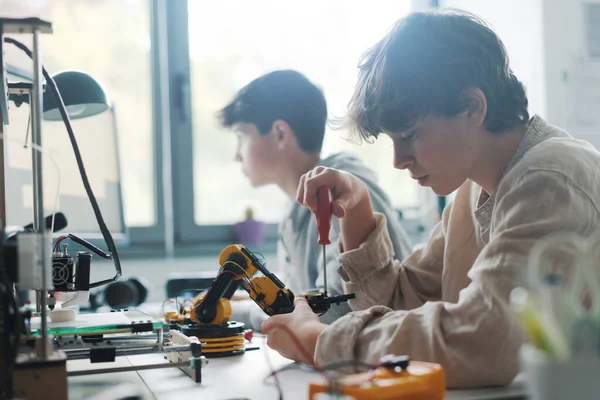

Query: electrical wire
[[53, 234, 69, 252], [221, 260, 276, 314], [160, 297, 186, 322], [260, 327, 380, 398], [263, 339, 284, 400], [263, 355, 379, 399], [4, 36, 122, 288], [260, 322, 335, 400], [322, 359, 377, 372], [253, 251, 267, 264], [265, 359, 377, 385]]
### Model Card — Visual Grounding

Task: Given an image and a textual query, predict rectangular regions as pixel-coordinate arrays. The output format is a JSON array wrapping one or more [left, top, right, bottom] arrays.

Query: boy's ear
[[462, 87, 487, 127], [272, 120, 295, 149]]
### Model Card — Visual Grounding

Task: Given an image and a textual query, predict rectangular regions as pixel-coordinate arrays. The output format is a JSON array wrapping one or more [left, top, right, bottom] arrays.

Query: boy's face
[[384, 112, 478, 196], [233, 123, 279, 187]]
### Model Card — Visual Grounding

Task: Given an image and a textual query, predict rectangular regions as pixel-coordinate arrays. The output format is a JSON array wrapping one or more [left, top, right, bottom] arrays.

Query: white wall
[[542, 0, 600, 149], [440, 0, 600, 149], [540, 0, 583, 127], [439, 0, 546, 118]]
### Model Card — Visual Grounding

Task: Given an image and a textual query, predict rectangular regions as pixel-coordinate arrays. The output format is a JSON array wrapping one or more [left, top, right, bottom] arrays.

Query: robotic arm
[[190, 244, 295, 325], [164, 244, 445, 400], [166, 244, 354, 326]]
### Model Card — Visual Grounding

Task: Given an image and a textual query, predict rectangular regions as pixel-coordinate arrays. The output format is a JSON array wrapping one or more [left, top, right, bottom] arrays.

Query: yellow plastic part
[[218, 244, 259, 278], [308, 361, 446, 400], [196, 333, 245, 353], [218, 244, 293, 314], [249, 276, 283, 308], [189, 297, 232, 325]]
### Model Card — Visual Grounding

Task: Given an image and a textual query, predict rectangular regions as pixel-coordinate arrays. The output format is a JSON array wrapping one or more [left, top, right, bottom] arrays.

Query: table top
[[68, 339, 527, 400]]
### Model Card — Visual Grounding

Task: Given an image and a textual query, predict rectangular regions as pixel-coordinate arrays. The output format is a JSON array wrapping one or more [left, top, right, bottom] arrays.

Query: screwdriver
[[316, 186, 333, 297]]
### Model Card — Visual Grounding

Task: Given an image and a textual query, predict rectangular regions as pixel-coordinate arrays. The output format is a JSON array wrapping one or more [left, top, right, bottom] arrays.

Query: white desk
[[68, 339, 527, 400]]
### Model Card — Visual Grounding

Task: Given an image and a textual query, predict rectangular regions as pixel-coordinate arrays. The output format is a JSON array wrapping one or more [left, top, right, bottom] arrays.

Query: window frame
[[165, 0, 280, 250]]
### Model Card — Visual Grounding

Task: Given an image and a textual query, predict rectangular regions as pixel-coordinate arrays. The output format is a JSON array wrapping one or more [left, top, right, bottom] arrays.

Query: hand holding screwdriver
[[299, 180, 356, 314], [297, 166, 375, 252], [308, 185, 356, 314]]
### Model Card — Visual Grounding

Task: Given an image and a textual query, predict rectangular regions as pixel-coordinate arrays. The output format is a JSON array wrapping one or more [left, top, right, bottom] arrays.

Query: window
[[2, 0, 156, 229], [2, 0, 436, 254], [4, 105, 125, 234], [184, 0, 426, 231]]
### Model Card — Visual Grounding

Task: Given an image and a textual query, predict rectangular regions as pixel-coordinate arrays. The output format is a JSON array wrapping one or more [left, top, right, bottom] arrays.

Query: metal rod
[[31, 28, 48, 357], [322, 245, 327, 297], [157, 326, 164, 350], [35, 291, 41, 313], [0, 122, 6, 229], [69, 334, 165, 341], [156, 0, 175, 259], [63, 344, 192, 360], [67, 360, 191, 376]]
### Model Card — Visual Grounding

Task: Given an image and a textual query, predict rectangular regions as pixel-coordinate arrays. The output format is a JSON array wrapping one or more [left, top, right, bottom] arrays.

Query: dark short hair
[[219, 70, 327, 152], [346, 10, 529, 140]]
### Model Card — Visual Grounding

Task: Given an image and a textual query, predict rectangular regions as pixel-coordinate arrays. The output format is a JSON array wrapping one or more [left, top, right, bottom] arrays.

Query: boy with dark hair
[[219, 69, 412, 330], [262, 11, 600, 387]]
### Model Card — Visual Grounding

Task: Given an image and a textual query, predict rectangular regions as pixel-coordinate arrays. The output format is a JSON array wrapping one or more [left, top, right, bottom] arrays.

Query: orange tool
[[316, 186, 333, 296], [309, 357, 446, 400]]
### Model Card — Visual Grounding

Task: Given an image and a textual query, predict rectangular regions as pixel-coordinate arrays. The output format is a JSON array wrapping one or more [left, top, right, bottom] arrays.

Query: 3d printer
[[0, 17, 204, 400]]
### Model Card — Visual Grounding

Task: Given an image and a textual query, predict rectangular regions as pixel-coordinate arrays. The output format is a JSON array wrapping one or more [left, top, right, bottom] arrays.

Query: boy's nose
[[393, 153, 414, 170]]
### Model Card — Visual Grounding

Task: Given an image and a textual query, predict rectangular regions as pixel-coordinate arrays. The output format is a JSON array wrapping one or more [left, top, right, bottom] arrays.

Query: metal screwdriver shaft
[[322, 246, 327, 296], [316, 186, 333, 297]]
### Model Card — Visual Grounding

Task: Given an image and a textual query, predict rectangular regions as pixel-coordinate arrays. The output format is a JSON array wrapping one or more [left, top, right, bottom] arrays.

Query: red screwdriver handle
[[316, 186, 332, 245]]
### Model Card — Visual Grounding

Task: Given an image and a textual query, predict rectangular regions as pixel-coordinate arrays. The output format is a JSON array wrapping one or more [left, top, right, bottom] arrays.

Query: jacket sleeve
[[366, 180, 414, 261], [315, 181, 414, 324], [337, 202, 450, 312], [315, 170, 600, 388]]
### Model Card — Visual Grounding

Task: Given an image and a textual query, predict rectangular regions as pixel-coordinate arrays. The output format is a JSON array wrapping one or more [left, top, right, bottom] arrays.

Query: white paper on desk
[[30, 312, 132, 330]]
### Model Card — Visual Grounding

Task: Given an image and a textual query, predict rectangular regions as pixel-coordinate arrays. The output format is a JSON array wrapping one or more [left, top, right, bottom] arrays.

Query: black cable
[[261, 359, 378, 400], [4, 36, 122, 288], [65, 234, 113, 260], [265, 359, 376, 381]]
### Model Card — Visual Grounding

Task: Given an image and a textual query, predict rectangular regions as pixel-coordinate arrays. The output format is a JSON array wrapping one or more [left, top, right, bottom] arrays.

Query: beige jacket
[[314, 116, 600, 388]]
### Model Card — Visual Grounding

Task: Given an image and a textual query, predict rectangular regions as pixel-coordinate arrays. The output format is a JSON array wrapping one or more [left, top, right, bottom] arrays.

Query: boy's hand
[[297, 167, 376, 251], [261, 296, 326, 364], [297, 166, 369, 218]]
